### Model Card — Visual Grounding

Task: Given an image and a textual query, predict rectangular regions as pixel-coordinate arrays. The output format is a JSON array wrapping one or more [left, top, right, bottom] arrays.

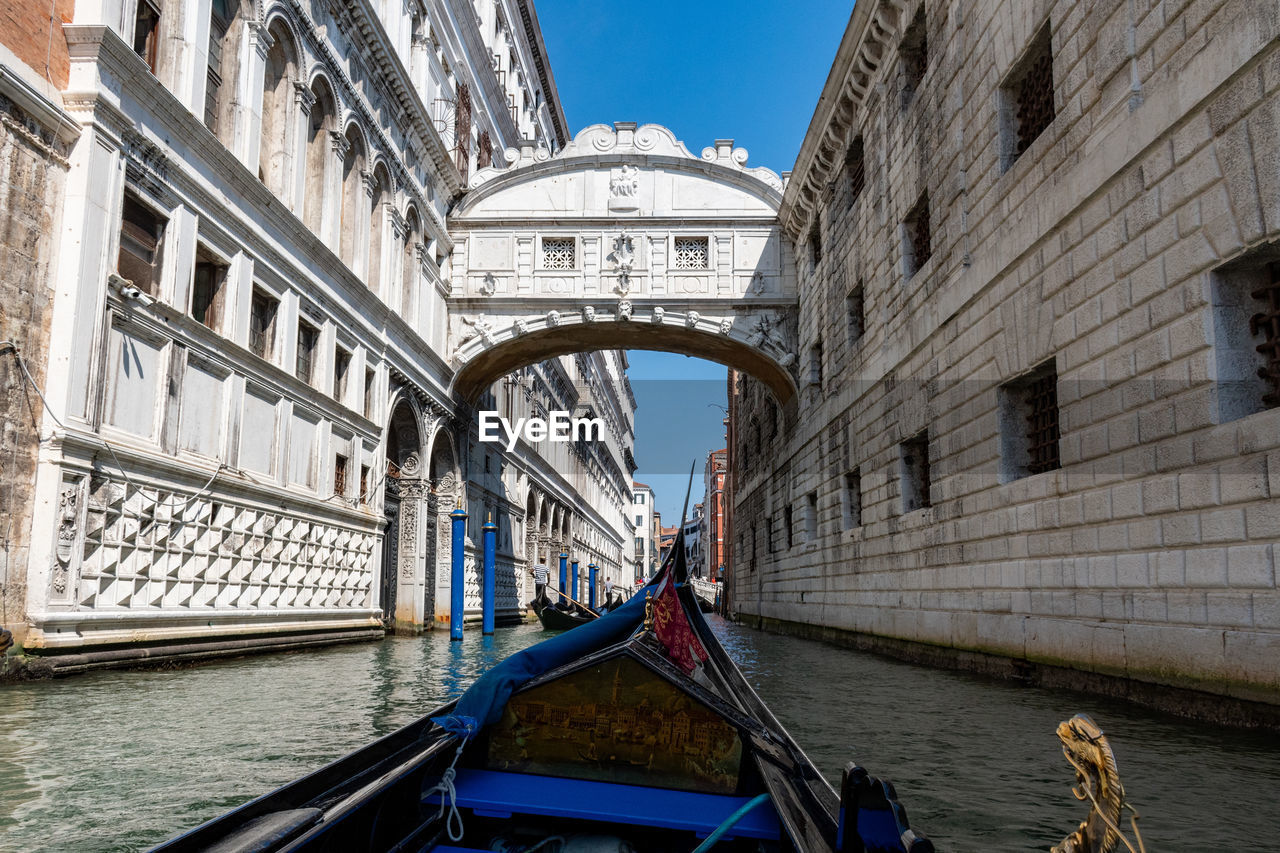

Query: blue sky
[[536, 0, 853, 522]]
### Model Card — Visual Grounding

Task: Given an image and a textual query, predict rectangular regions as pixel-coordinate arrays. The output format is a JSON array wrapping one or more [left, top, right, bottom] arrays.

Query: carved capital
[[293, 80, 316, 112], [329, 129, 349, 158]]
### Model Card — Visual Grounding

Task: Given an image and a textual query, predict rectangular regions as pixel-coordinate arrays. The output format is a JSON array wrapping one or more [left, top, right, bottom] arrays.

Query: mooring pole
[[482, 514, 497, 635], [450, 502, 467, 641], [588, 563, 598, 610], [558, 552, 568, 601], [570, 559, 580, 603]]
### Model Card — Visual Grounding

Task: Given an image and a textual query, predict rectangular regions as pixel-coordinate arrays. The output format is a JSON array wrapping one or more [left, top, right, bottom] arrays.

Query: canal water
[[1, 618, 1277, 852]]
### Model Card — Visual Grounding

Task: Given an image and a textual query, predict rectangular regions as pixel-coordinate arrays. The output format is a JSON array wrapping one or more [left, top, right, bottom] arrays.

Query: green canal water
[[1, 618, 1277, 852]]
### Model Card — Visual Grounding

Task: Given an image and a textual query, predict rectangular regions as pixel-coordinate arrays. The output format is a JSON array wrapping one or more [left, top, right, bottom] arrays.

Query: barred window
[[333, 346, 351, 402], [904, 192, 931, 279], [900, 7, 927, 108], [673, 237, 709, 270], [1001, 24, 1055, 171], [999, 361, 1061, 481], [1256, 265, 1280, 408], [541, 237, 576, 270], [847, 281, 865, 346], [1210, 252, 1280, 421], [296, 320, 318, 384], [846, 136, 865, 205], [900, 431, 931, 512], [191, 246, 226, 331], [118, 193, 166, 295]]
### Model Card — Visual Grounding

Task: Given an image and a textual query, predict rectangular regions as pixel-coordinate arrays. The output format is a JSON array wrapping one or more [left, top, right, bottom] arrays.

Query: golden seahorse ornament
[[1051, 714, 1146, 853]]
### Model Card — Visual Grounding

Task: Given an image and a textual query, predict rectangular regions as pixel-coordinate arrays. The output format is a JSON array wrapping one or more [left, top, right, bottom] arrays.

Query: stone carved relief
[[582, 305, 596, 322], [719, 317, 733, 335], [52, 481, 81, 594], [460, 314, 495, 343], [398, 496, 419, 579], [480, 272, 498, 296], [749, 271, 767, 294], [512, 318, 529, 335], [651, 306, 665, 323], [608, 165, 640, 212], [546, 310, 561, 327], [617, 300, 633, 321], [685, 310, 701, 329]]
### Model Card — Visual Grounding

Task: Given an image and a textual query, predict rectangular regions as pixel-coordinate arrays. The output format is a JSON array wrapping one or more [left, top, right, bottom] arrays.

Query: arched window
[[258, 21, 297, 196], [401, 208, 421, 320], [339, 124, 366, 269], [303, 77, 337, 236], [368, 164, 391, 294], [205, 0, 249, 142]]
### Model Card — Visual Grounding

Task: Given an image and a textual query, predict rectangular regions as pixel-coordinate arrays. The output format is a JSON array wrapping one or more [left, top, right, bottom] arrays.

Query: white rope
[[424, 739, 468, 842]]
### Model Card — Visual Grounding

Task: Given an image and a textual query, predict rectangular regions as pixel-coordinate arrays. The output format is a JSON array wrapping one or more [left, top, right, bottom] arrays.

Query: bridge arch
[[446, 122, 800, 403]]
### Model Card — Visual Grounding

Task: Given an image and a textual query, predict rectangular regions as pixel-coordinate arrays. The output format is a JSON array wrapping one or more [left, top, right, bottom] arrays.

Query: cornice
[[779, 0, 913, 240]]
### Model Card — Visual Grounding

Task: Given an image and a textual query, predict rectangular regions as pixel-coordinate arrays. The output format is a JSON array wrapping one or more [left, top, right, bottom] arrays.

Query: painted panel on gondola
[[485, 655, 742, 794]]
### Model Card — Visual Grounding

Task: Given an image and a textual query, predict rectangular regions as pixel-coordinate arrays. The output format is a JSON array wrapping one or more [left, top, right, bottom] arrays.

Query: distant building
[[703, 449, 727, 583], [658, 525, 678, 564], [683, 503, 704, 577], [631, 482, 656, 582]]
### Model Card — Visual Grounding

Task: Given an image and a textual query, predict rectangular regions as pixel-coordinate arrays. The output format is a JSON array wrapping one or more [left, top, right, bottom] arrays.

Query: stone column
[[393, 476, 426, 628], [289, 81, 314, 216], [433, 472, 458, 625], [238, 19, 272, 171], [323, 129, 347, 251]]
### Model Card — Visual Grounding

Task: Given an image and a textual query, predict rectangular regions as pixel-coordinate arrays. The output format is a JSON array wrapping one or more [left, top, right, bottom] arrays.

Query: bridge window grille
[[673, 237, 709, 270], [900, 430, 931, 512], [846, 136, 865, 206], [1002, 24, 1055, 170], [1208, 252, 1280, 420], [903, 193, 931, 279], [1024, 369, 1062, 475], [541, 237, 576, 270]]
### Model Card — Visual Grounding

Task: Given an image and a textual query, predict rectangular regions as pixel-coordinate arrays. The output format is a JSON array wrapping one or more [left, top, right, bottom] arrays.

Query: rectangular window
[[191, 247, 226, 331], [751, 524, 757, 563], [1001, 24, 1055, 172], [333, 346, 351, 402], [249, 288, 278, 360], [334, 453, 348, 497], [767, 515, 776, 554], [673, 236, 710, 270], [296, 320, 318, 384], [808, 220, 822, 270], [118, 193, 166, 295], [364, 368, 376, 419], [1209, 252, 1280, 420], [847, 281, 865, 346], [842, 468, 862, 529], [846, 136, 866, 206], [999, 360, 1062, 482], [805, 491, 818, 541], [808, 339, 823, 387], [900, 430, 931, 512], [783, 505, 793, 549], [900, 7, 927, 108], [132, 0, 161, 73], [205, 0, 230, 131], [903, 192, 931, 279], [541, 237, 576, 270], [359, 464, 371, 504]]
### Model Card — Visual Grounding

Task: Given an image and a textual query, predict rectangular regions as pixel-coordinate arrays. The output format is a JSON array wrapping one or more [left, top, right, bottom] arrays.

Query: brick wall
[[733, 0, 1280, 709], [0, 95, 68, 646], [0, 0, 75, 90]]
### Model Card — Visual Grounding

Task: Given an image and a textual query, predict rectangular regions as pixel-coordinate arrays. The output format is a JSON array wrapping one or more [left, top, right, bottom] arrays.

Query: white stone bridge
[[446, 123, 800, 402]]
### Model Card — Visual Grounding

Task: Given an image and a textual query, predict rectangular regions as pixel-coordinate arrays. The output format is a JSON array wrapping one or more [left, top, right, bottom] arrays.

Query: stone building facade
[[730, 0, 1280, 715], [1, 0, 637, 668]]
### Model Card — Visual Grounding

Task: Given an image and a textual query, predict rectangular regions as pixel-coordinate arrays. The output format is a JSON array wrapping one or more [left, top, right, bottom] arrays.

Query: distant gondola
[[533, 592, 595, 631]]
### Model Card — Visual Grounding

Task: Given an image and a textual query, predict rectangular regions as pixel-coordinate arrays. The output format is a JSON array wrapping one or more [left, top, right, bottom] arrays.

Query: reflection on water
[[0, 618, 1276, 852]]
